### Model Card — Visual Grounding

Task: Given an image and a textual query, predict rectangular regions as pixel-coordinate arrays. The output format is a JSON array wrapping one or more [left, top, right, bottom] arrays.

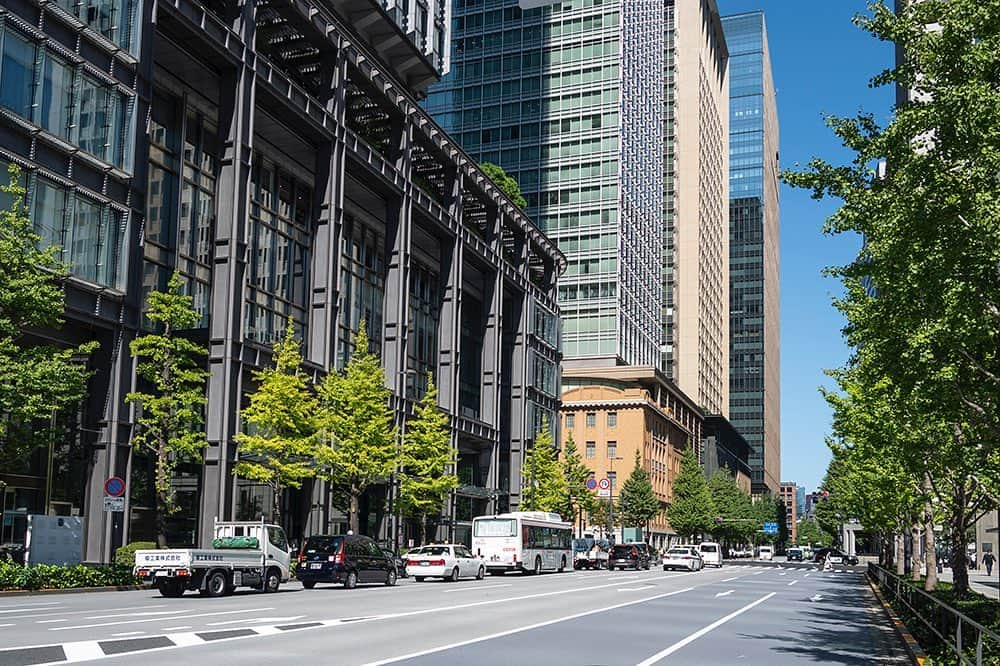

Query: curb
[[866, 574, 929, 665], [0, 584, 151, 598]]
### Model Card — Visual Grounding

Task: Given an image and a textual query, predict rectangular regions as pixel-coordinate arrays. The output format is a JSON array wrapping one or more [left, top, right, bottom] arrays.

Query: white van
[[758, 545, 773, 561], [698, 542, 723, 567]]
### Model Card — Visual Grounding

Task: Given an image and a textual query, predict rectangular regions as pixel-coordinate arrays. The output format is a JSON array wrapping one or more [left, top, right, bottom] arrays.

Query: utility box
[[25, 515, 84, 566]]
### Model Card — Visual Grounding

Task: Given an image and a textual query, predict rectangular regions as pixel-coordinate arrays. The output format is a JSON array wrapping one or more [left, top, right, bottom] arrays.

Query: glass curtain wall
[[337, 214, 386, 367]]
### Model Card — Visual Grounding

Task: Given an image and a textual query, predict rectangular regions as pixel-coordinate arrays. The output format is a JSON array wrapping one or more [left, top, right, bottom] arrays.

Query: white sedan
[[405, 544, 486, 582], [662, 546, 704, 571]]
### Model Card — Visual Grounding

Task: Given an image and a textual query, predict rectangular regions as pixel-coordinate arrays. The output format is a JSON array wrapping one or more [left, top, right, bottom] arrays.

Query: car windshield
[[573, 538, 594, 552], [700, 544, 718, 553], [789, 548, 802, 555], [611, 546, 635, 557], [667, 549, 689, 556], [303, 536, 343, 554], [412, 546, 451, 556], [473, 519, 516, 537]]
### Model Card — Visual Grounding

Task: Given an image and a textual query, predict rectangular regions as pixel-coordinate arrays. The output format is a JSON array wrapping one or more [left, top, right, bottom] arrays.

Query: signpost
[[586, 478, 598, 491], [103, 496, 125, 513], [597, 477, 611, 498], [763, 521, 778, 535], [103, 477, 125, 513]]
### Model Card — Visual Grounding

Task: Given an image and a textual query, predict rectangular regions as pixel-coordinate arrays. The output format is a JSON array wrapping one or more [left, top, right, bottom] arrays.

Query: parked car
[[573, 537, 611, 570], [787, 547, 804, 562], [297, 534, 397, 589], [729, 547, 752, 559], [609, 543, 650, 571], [698, 542, 723, 568], [758, 545, 774, 561], [405, 544, 485, 582], [381, 547, 408, 579], [813, 547, 856, 565], [662, 546, 704, 571]]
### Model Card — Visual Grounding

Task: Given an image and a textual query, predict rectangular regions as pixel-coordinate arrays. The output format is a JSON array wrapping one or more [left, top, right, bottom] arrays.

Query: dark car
[[787, 547, 804, 562], [297, 534, 397, 589], [381, 547, 408, 579], [609, 543, 650, 571]]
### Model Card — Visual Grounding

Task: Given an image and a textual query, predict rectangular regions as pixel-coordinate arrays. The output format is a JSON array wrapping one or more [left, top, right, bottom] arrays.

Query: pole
[[44, 410, 56, 515]]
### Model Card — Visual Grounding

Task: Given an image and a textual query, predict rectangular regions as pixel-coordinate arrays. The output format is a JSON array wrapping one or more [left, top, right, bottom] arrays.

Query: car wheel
[[476, 566, 485, 580], [263, 567, 280, 593], [449, 567, 460, 582], [532, 557, 542, 575], [415, 576, 426, 582], [343, 570, 358, 589], [663, 566, 669, 571], [385, 569, 397, 586], [302, 580, 316, 589], [205, 571, 229, 598], [159, 580, 185, 598]]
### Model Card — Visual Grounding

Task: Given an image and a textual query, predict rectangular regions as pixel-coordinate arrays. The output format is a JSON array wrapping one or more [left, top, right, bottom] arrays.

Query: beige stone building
[[663, 0, 731, 417], [560, 367, 704, 550]]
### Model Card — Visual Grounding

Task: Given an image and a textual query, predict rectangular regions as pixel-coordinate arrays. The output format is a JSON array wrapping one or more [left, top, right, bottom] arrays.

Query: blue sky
[[716, 1, 896, 492]]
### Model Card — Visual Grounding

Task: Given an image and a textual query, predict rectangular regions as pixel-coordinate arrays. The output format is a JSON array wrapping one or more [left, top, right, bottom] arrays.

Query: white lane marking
[[85, 610, 186, 620], [444, 584, 513, 593], [167, 633, 203, 648], [721, 577, 740, 582], [635, 592, 777, 665], [751, 571, 764, 576], [15, 605, 170, 620], [0, 602, 63, 613], [63, 641, 104, 662], [804, 573, 811, 578], [810, 594, 824, 602], [788, 580, 798, 586], [111, 631, 146, 637], [160, 626, 191, 631], [618, 587, 655, 592], [778, 572, 787, 576], [363, 587, 696, 666], [0, 623, 13, 628], [714, 590, 734, 598], [37, 619, 68, 624], [50, 607, 275, 631], [206, 616, 304, 626]]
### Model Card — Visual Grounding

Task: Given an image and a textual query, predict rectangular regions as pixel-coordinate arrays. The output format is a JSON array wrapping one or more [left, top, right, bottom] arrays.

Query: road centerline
[[635, 592, 777, 665]]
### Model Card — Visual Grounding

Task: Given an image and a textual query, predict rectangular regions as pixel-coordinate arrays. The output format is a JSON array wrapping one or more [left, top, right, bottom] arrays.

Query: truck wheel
[[205, 571, 229, 598], [158, 580, 184, 598], [263, 567, 281, 593]]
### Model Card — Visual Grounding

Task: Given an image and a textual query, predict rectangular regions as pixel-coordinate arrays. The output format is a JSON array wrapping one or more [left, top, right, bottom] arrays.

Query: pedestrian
[[984, 552, 995, 576]]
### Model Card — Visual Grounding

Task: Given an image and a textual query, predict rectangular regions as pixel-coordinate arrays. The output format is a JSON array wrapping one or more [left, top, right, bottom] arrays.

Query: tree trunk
[[923, 474, 937, 592], [155, 441, 170, 549], [910, 522, 922, 582], [272, 482, 282, 526], [895, 531, 905, 576], [349, 488, 360, 534], [950, 491, 970, 597], [418, 513, 427, 547]]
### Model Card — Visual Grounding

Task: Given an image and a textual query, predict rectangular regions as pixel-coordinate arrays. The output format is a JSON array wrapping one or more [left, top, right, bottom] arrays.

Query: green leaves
[[707, 468, 755, 544], [521, 421, 567, 515], [619, 451, 660, 529], [398, 374, 458, 531], [554, 432, 597, 523], [480, 162, 527, 209], [235, 318, 319, 522], [666, 449, 715, 542], [0, 165, 95, 467]]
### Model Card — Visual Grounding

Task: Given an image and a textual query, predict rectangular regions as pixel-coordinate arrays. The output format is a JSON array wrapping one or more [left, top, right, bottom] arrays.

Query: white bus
[[472, 511, 573, 575]]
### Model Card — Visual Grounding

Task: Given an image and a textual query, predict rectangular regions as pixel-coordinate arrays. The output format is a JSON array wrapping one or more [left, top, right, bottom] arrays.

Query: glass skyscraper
[[722, 12, 781, 494], [426, 0, 664, 368]]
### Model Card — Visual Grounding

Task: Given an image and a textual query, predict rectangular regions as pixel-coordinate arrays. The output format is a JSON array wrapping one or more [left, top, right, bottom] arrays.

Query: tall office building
[[664, 0, 730, 417], [0, 0, 563, 559], [426, 0, 730, 416], [721, 12, 780, 494], [426, 0, 664, 370]]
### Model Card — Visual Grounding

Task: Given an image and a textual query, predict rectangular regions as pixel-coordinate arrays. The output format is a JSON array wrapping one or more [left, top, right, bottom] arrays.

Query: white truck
[[134, 519, 293, 598]]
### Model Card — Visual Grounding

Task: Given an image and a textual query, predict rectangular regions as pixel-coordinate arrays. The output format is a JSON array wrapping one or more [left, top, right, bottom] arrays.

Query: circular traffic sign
[[598, 478, 611, 490], [104, 477, 126, 497], [585, 478, 598, 491]]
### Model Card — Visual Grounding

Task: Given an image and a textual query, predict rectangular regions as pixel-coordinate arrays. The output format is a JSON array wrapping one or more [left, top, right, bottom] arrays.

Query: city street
[[0, 564, 907, 665]]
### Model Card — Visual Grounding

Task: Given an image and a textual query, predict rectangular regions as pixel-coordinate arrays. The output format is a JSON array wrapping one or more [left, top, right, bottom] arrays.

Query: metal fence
[[868, 563, 1000, 665]]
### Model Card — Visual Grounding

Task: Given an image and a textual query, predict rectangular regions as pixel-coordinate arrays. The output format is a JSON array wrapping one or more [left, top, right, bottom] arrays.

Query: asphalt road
[[0, 563, 907, 665]]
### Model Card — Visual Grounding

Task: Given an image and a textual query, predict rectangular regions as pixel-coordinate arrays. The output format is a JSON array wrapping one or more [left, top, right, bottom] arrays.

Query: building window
[[585, 441, 595, 459], [608, 471, 616, 489], [337, 214, 385, 367], [586, 412, 596, 428], [565, 413, 575, 429], [57, 0, 138, 52], [407, 261, 440, 398], [607, 412, 617, 428], [607, 441, 617, 458], [0, 29, 36, 119]]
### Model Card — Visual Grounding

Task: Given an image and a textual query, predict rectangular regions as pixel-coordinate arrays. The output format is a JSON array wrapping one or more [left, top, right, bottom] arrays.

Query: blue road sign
[[104, 477, 126, 498]]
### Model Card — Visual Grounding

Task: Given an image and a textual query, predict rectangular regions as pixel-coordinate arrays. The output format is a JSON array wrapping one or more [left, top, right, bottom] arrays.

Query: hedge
[[0, 561, 140, 591], [114, 541, 158, 568]]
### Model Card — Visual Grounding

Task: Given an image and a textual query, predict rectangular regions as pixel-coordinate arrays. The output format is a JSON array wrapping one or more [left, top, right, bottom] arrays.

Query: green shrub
[[114, 541, 157, 568], [0, 561, 140, 591]]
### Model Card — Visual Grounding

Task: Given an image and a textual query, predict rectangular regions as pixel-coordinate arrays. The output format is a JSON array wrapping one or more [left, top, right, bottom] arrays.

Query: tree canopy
[[619, 451, 660, 531], [666, 449, 715, 541], [480, 162, 527, 209], [521, 422, 567, 514]]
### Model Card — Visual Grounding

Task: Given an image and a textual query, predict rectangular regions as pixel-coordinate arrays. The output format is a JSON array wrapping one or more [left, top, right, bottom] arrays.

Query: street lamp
[[608, 455, 623, 544]]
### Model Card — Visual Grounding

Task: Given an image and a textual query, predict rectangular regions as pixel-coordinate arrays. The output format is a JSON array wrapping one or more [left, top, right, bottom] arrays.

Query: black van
[[609, 543, 651, 571], [296, 534, 397, 589]]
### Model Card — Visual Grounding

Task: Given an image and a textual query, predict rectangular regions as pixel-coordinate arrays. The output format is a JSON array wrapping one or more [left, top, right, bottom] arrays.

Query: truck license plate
[[310, 563, 322, 569], [155, 570, 168, 577]]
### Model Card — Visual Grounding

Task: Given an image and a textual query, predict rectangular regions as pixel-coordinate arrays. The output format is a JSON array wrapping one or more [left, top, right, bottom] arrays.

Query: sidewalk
[[936, 567, 999, 600]]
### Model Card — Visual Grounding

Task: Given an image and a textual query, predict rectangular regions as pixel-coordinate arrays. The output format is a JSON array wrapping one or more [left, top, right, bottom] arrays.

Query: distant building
[[721, 11, 781, 495], [796, 486, 807, 517], [779, 483, 799, 544], [560, 366, 704, 550], [701, 416, 753, 495]]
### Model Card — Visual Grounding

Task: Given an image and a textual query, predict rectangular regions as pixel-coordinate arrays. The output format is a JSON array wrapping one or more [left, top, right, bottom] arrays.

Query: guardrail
[[868, 563, 1000, 665]]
